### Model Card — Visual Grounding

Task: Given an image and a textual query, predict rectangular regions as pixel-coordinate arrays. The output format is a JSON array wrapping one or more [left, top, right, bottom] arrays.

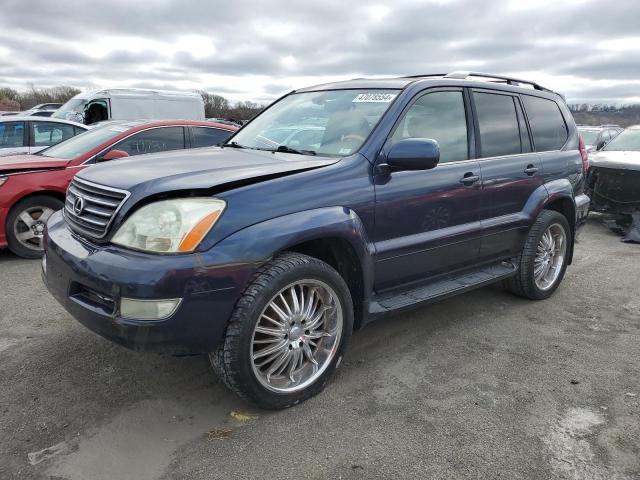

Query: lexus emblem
[[73, 196, 85, 215]]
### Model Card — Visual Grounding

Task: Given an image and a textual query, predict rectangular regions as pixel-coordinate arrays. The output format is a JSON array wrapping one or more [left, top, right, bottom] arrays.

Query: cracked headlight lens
[[112, 198, 226, 253]]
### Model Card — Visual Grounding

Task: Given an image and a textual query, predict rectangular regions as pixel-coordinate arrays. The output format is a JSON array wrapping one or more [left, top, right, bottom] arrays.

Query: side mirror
[[385, 138, 440, 171], [99, 149, 129, 161], [596, 140, 606, 150]]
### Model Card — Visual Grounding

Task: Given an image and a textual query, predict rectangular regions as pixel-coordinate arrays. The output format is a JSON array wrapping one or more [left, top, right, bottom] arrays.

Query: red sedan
[[0, 119, 237, 257]]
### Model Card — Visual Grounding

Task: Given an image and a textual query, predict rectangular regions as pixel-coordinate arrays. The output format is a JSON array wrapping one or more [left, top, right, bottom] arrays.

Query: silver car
[[0, 117, 88, 156]]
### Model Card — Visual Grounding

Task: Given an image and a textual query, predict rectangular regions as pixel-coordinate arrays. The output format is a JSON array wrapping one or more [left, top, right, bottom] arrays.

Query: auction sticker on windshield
[[352, 93, 397, 103]]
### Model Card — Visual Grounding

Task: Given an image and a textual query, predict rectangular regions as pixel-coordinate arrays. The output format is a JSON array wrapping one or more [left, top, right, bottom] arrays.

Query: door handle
[[459, 172, 480, 185], [524, 164, 539, 175]]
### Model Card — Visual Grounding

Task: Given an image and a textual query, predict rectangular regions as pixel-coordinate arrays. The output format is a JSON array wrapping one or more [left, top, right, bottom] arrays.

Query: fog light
[[120, 298, 182, 320]]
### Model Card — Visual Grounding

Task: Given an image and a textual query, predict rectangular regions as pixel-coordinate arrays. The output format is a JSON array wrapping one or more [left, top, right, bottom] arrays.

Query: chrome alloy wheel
[[13, 206, 55, 251], [250, 279, 343, 393], [534, 223, 567, 291]]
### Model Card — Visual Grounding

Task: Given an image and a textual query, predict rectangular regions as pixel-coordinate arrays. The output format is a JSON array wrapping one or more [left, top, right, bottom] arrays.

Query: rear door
[[470, 90, 543, 260], [0, 120, 28, 155]]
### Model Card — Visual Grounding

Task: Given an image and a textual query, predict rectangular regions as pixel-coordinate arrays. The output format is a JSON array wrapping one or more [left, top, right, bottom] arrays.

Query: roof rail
[[445, 71, 554, 92], [403, 71, 556, 94]]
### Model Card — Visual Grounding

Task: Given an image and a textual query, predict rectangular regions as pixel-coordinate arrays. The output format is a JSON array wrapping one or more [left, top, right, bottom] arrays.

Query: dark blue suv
[[43, 72, 590, 408]]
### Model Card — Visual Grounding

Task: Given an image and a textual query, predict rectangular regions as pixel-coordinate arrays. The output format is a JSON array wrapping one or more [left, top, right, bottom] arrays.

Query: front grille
[[64, 177, 129, 239]]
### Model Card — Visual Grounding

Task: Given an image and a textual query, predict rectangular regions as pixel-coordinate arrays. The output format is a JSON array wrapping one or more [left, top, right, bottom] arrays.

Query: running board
[[368, 261, 518, 316]]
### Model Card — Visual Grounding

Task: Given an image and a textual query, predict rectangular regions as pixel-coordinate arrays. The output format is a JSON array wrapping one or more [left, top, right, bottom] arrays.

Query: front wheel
[[210, 252, 353, 409], [505, 210, 571, 300], [6, 195, 63, 259]]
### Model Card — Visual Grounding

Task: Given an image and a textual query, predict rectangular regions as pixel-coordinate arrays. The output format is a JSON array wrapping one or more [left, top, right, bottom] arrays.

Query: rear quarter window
[[522, 96, 568, 151]]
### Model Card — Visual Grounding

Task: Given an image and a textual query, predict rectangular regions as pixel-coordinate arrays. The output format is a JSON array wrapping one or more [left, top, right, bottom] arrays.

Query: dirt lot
[[0, 218, 638, 480]]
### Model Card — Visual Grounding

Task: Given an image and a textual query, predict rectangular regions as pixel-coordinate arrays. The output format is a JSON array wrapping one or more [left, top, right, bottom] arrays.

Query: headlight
[[112, 198, 226, 253]]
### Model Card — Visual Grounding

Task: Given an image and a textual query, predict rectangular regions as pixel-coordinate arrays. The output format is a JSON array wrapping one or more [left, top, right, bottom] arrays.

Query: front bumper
[[0, 206, 8, 248], [587, 167, 640, 215], [43, 212, 255, 354]]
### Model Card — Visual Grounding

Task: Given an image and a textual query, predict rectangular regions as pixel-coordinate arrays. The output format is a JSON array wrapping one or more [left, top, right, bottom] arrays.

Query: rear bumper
[[575, 193, 590, 229], [43, 211, 256, 354]]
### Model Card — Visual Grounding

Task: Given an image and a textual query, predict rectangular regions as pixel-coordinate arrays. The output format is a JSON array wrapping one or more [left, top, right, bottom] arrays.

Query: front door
[[373, 89, 484, 292]]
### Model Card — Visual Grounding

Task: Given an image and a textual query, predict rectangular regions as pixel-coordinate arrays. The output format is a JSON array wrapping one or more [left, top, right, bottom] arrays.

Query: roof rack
[[403, 71, 555, 94]]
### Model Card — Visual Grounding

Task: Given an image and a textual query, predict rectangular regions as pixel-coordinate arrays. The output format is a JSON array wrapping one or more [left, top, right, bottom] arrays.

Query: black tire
[[505, 210, 571, 300], [6, 195, 63, 259], [210, 252, 353, 409]]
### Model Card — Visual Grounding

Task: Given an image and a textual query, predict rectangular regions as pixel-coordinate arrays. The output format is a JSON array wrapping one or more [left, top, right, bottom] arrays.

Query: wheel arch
[[543, 180, 577, 264], [11, 189, 66, 207], [285, 237, 366, 330], [210, 206, 375, 330]]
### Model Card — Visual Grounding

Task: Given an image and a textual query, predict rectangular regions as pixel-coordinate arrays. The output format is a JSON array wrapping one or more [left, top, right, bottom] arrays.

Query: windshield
[[228, 89, 399, 157], [602, 129, 640, 152], [52, 98, 87, 122], [578, 129, 599, 145], [39, 123, 128, 159]]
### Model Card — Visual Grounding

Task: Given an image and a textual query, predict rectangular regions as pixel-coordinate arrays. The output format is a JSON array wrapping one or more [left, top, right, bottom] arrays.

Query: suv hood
[[590, 151, 640, 172], [0, 154, 70, 173], [77, 147, 340, 193]]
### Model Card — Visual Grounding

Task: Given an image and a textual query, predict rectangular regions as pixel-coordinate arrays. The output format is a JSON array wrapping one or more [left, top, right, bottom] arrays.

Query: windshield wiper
[[223, 141, 247, 149], [273, 145, 317, 156]]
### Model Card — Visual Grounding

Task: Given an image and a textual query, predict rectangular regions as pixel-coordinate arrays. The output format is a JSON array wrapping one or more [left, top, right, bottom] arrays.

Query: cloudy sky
[[1, 0, 639, 105]]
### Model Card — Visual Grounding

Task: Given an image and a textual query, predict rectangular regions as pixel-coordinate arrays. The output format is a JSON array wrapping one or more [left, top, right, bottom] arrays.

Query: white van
[[53, 88, 205, 125]]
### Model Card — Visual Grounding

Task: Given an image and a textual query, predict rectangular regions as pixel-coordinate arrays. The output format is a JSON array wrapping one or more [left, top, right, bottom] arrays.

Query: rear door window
[[32, 121, 76, 146], [522, 96, 568, 151], [473, 92, 522, 157], [0, 121, 26, 148], [113, 127, 185, 156], [191, 127, 233, 148]]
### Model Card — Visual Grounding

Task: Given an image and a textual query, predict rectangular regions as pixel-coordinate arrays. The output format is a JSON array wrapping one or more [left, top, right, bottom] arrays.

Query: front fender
[[209, 206, 375, 302]]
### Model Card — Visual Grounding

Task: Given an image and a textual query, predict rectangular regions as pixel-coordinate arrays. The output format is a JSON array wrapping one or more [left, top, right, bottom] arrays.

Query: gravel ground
[[0, 218, 638, 480]]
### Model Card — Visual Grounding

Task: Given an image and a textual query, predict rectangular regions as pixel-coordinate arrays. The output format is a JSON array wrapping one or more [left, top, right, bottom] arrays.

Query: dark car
[[577, 124, 623, 152], [27, 110, 57, 117], [43, 72, 590, 409], [586, 125, 640, 242]]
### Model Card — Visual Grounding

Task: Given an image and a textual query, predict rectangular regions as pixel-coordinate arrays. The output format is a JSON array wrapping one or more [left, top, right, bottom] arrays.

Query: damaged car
[[43, 72, 590, 409], [587, 125, 640, 242]]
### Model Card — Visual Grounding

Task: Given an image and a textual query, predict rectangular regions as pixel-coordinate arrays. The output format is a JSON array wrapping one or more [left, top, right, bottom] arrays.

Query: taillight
[[578, 135, 589, 173]]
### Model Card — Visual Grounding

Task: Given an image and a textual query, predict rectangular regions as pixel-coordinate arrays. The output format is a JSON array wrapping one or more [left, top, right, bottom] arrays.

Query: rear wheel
[[6, 195, 62, 259], [505, 210, 570, 300], [210, 252, 353, 409]]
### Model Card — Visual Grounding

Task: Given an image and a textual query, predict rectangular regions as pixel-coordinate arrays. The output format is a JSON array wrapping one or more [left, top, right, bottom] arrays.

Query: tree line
[[4, 85, 637, 126], [0, 85, 81, 112], [568, 104, 640, 127], [0, 85, 265, 121]]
